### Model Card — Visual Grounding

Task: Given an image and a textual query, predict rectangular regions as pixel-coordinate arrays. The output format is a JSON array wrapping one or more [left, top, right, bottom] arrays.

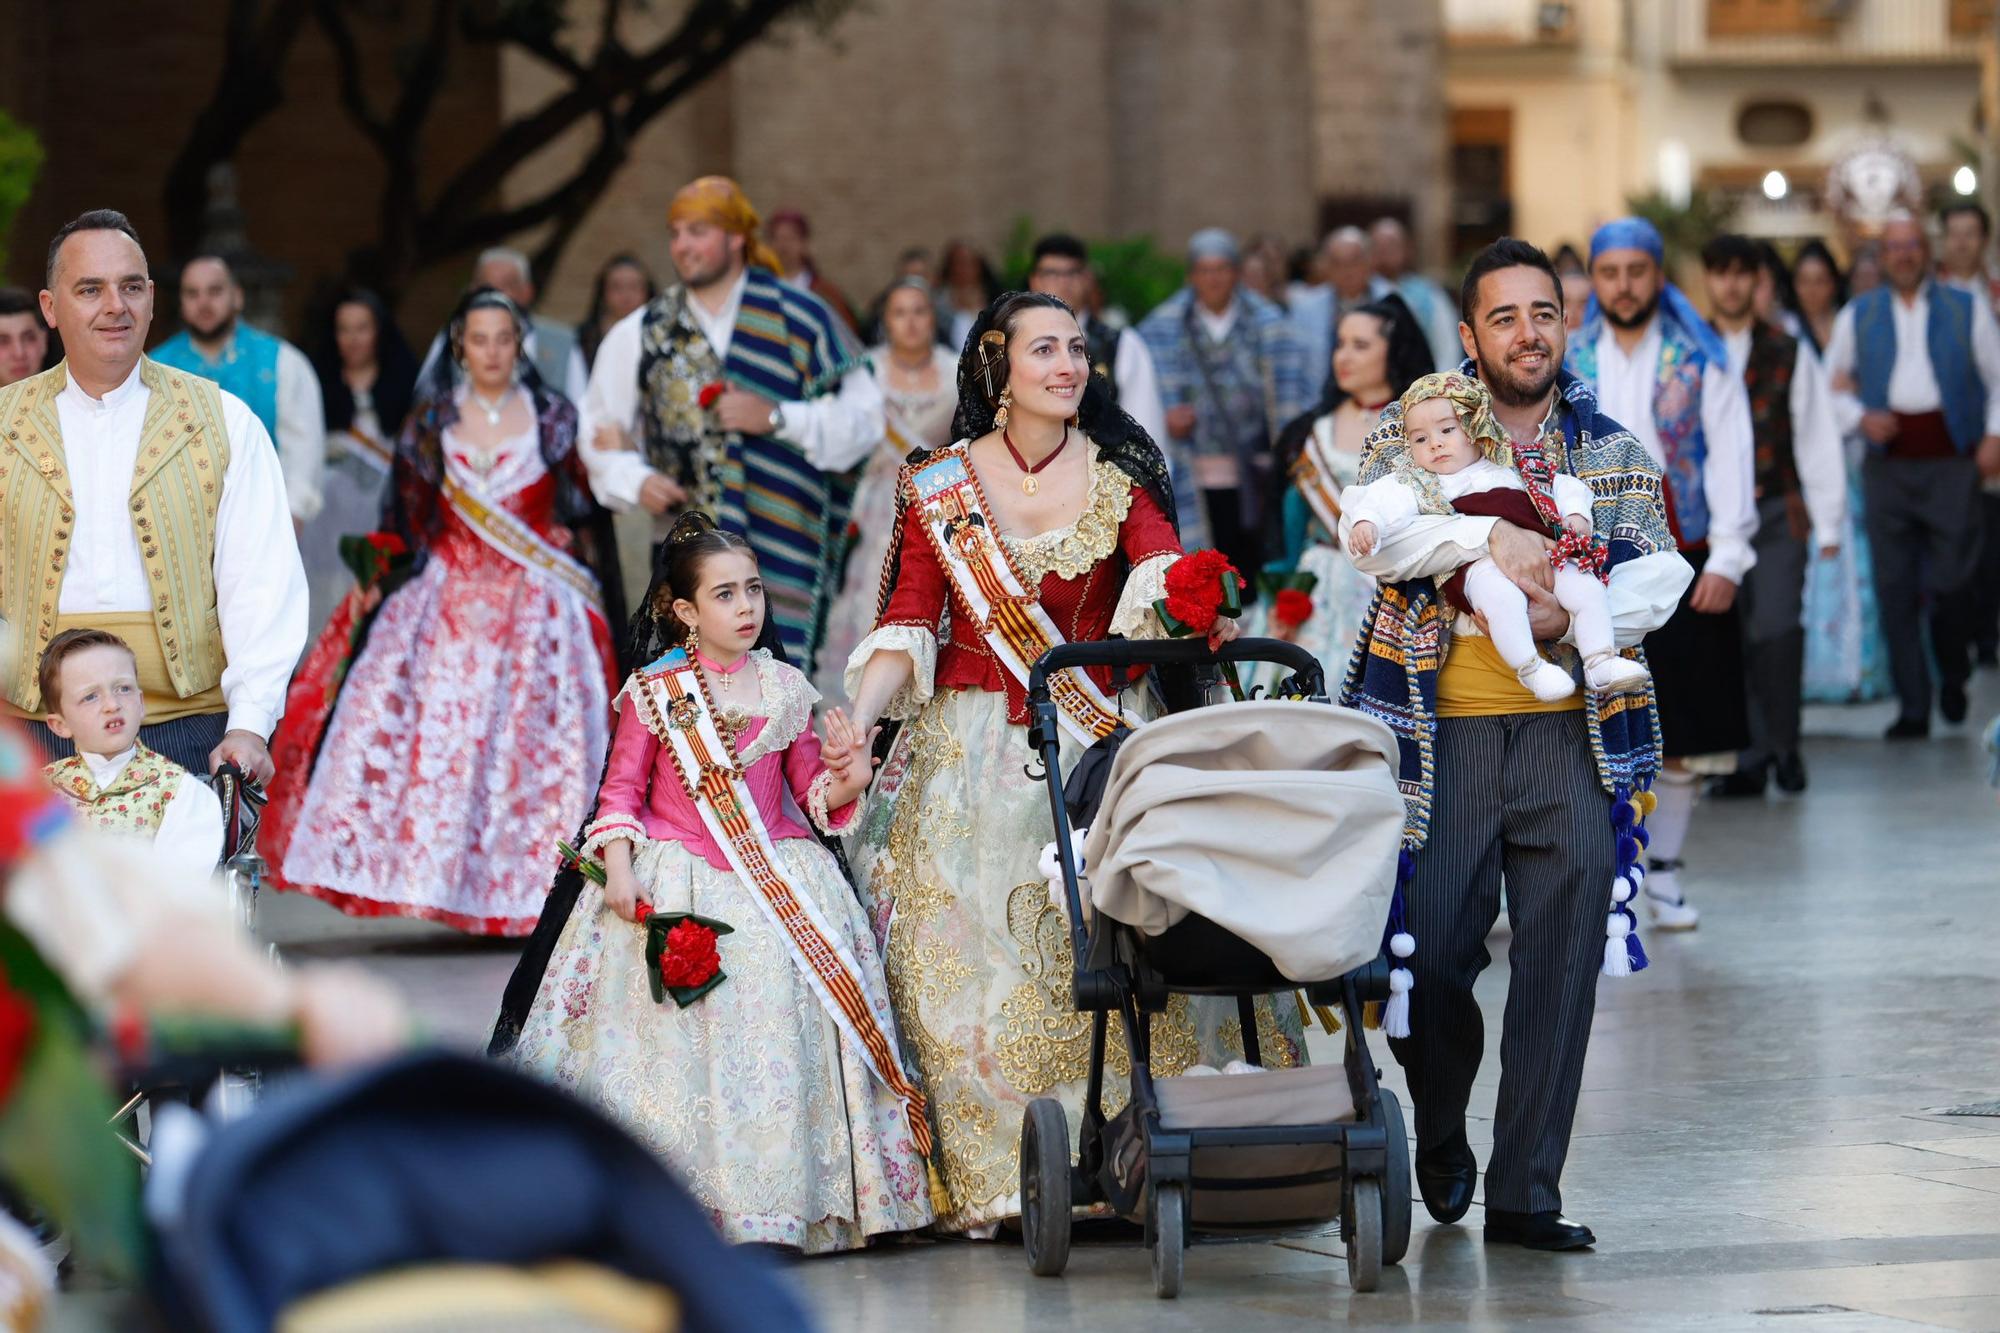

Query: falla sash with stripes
[[440, 473, 604, 614], [1291, 423, 1345, 538], [630, 648, 933, 1158], [908, 449, 1141, 747]]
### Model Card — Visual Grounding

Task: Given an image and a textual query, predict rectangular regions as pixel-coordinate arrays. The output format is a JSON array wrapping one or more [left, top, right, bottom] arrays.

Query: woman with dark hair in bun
[[837, 291, 1304, 1234], [263, 287, 620, 936]]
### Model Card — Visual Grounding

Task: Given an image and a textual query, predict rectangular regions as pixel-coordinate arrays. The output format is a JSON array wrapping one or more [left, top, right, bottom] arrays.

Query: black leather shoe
[[1884, 716, 1930, 740], [1713, 765, 1767, 798], [1773, 751, 1807, 794], [1484, 1208, 1596, 1250], [1414, 1137, 1477, 1225], [1941, 681, 1969, 724]]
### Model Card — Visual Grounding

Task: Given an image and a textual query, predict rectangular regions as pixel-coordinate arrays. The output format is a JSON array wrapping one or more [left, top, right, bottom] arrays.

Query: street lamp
[[1954, 165, 1978, 196], [1762, 170, 1789, 201]]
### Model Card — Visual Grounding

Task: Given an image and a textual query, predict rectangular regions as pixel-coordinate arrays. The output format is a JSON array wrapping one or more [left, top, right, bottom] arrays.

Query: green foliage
[[0, 111, 44, 275], [1624, 189, 1736, 275], [999, 215, 1184, 323]]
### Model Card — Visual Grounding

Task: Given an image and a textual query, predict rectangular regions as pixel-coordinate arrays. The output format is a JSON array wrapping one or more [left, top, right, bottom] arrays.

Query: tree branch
[[312, 0, 391, 149]]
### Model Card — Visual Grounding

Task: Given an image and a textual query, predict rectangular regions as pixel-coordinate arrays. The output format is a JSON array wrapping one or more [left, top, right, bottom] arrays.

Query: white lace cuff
[[580, 814, 648, 864], [842, 624, 938, 721], [1111, 552, 1180, 640], [806, 769, 860, 835]]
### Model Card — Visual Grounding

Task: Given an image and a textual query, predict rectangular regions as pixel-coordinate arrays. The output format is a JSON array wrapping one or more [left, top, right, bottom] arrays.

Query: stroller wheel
[[1019, 1098, 1071, 1277], [1149, 1181, 1186, 1300], [1378, 1089, 1412, 1266], [1347, 1177, 1383, 1293]]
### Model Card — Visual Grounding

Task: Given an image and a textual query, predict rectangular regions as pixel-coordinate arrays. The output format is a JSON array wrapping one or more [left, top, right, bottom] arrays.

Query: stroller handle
[[1026, 636, 1325, 703]]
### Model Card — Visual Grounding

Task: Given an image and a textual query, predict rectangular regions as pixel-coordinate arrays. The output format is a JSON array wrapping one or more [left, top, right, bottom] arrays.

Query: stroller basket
[[1019, 636, 1412, 1299]]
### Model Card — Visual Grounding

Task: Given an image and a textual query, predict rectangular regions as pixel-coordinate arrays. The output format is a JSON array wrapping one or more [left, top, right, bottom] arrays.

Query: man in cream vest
[[0, 209, 305, 783]]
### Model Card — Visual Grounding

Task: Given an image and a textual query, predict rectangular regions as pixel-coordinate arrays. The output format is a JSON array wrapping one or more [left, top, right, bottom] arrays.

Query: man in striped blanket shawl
[[1338, 239, 1692, 1253], [579, 176, 884, 669]]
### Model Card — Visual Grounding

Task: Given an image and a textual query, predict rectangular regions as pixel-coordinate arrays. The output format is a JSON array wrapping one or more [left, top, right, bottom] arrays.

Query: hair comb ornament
[[977, 328, 1007, 402]]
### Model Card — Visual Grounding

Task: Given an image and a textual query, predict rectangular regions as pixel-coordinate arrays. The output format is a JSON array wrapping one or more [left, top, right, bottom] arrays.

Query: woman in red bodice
[[838, 293, 1300, 1234], [262, 288, 620, 936]]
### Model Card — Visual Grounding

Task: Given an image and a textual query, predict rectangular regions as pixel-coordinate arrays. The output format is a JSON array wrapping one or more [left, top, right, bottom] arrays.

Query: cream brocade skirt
[[511, 836, 934, 1254], [849, 687, 1304, 1232]]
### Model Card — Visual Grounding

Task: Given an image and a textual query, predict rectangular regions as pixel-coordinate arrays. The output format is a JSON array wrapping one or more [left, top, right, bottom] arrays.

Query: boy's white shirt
[[75, 746, 227, 889]]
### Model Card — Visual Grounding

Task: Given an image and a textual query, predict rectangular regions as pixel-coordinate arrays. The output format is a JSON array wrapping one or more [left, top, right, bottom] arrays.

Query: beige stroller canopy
[[1081, 701, 1404, 983]]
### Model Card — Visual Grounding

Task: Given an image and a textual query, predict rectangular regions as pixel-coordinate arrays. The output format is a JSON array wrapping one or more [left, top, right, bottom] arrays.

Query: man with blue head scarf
[[1570, 217, 1758, 932]]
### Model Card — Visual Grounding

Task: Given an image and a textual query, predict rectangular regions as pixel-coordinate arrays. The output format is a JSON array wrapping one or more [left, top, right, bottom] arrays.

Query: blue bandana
[[1584, 216, 1728, 369]]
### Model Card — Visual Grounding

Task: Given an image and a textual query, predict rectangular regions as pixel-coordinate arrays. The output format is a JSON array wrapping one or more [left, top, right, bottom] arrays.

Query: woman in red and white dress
[[264, 288, 620, 935], [840, 292, 1305, 1233]]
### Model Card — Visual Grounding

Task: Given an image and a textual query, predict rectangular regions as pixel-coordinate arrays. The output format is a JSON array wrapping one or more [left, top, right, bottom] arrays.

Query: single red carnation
[[698, 381, 727, 410], [1273, 588, 1314, 628], [1164, 591, 1217, 633], [660, 920, 721, 988], [366, 531, 408, 558], [633, 901, 654, 924], [0, 970, 35, 1109]]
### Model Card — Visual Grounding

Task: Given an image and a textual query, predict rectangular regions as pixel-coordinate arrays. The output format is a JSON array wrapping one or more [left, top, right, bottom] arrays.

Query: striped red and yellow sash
[[907, 448, 1138, 747], [441, 472, 604, 612], [633, 649, 933, 1158]]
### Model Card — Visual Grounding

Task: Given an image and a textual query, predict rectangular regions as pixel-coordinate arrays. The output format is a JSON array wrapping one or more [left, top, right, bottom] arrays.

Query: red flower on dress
[[1273, 588, 1315, 629], [0, 969, 35, 1108], [698, 382, 727, 410], [659, 920, 722, 989]]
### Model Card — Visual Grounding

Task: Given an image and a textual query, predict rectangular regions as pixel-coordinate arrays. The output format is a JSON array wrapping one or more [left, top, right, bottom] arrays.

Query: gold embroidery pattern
[[1002, 459, 1135, 585]]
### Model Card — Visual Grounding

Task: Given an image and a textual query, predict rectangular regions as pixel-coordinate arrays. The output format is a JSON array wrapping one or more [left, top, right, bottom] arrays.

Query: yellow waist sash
[[1435, 632, 1583, 719], [1, 611, 225, 724]]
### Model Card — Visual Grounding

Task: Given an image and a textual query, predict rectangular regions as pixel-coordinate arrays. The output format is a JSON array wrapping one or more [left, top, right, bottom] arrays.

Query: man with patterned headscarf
[[579, 176, 883, 666], [1568, 216, 1757, 932]]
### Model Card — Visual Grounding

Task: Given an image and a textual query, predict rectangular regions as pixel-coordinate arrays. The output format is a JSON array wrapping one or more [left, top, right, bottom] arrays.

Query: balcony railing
[[1667, 0, 1989, 64], [1445, 0, 1580, 46]]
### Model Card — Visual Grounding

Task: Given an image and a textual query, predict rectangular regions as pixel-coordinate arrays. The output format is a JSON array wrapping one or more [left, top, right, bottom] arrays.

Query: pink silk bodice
[[594, 656, 853, 872]]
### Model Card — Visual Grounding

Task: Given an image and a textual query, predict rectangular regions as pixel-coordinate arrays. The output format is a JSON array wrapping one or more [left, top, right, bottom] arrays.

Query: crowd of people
[[1, 180, 1996, 1278]]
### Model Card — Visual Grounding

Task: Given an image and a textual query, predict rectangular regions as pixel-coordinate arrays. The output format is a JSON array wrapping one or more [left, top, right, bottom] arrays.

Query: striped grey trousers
[[20, 711, 230, 776], [1386, 709, 1614, 1215]]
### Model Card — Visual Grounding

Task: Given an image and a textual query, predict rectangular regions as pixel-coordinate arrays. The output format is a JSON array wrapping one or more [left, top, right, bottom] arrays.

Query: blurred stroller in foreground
[[1018, 637, 1412, 1299], [145, 1049, 814, 1333]]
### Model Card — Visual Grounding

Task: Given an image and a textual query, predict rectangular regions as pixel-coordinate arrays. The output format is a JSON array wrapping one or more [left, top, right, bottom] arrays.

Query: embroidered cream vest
[[0, 359, 231, 711]]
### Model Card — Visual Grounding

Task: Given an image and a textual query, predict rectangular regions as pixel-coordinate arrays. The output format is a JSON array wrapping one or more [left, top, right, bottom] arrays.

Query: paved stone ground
[[51, 676, 2000, 1330]]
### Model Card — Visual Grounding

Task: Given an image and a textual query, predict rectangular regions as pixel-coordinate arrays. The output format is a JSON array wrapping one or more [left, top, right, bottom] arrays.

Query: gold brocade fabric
[[849, 688, 1304, 1231], [0, 611, 224, 724], [1435, 631, 1584, 718]]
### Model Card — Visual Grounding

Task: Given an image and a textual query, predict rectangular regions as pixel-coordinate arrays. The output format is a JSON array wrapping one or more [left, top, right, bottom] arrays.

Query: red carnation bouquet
[[1273, 588, 1314, 630], [1153, 549, 1247, 699], [556, 841, 732, 1007], [337, 529, 413, 593], [636, 903, 733, 1007]]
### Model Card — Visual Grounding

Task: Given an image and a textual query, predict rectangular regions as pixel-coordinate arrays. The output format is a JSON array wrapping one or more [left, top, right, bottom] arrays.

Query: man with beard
[[1, 210, 305, 781], [1342, 238, 1691, 1250], [1569, 217, 1757, 931], [1700, 234, 1846, 796], [576, 176, 882, 665], [151, 254, 325, 530]]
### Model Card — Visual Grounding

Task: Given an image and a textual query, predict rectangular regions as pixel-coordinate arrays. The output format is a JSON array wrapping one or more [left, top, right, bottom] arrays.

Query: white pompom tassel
[[1389, 931, 1415, 959], [1602, 910, 1632, 977], [1383, 966, 1413, 1038], [1611, 875, 1634, 904]]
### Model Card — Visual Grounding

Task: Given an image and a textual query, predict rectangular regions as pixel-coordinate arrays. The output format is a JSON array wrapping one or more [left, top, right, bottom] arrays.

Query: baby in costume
[[1342, 372, 1652, 702], [38, 628, 225, 885]]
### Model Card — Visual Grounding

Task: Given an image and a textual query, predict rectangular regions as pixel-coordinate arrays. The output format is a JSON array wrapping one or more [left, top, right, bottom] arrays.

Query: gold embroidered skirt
[[848, 687, 1303, 1232]]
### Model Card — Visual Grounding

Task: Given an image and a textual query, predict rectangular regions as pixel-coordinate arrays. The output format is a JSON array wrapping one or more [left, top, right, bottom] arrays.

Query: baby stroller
[[145, 1049, 815, 1332], [1019, 637, 1412, 1298]]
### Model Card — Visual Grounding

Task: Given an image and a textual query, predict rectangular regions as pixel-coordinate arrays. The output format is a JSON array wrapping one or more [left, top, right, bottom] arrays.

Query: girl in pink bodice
[[507, 513, 933, 1254]]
